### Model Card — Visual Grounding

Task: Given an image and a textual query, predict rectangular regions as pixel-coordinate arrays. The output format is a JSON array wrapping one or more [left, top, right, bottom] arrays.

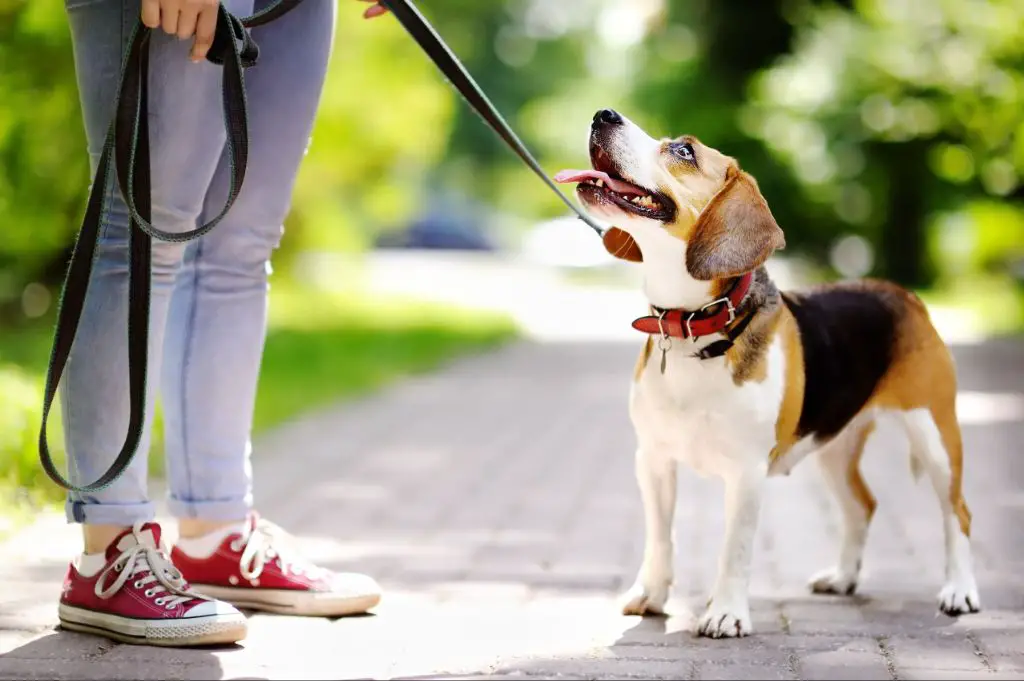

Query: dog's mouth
[[555, 147, 675, 222]]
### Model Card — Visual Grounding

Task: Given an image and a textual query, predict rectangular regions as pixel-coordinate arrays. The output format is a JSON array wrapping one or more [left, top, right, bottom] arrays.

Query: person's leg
[[58, 0, 253, 645], [161, 0, 336, 528], [160, 0, 380, 617], [63, 0, 251, 542]]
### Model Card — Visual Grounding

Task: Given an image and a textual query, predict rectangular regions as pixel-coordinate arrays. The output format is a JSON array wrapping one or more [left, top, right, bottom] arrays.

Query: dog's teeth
[[595, 179, 604, 187]]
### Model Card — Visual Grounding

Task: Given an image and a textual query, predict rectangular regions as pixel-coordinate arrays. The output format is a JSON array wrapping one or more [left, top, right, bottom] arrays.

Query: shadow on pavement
[[0, 629, 260, 681]]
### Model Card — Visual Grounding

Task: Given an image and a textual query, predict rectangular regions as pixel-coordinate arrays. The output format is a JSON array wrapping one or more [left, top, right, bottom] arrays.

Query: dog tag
[[657, 336, 671, 374]]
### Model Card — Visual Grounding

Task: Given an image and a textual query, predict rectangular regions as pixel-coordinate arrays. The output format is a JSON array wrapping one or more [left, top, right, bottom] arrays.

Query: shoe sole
[[58, 603, 248, 647], [190, 583, 381, 617]]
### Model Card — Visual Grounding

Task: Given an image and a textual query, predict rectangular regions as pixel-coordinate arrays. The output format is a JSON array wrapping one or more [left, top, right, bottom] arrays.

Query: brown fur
[[722, 268, 782, 385], [769, 304, 805, 463], [635, 336, 653, 381], [845, 420, 878, 521], [857, 281, 971, 536], [686, 166, 786, 281], [764, 279, 970, 536]]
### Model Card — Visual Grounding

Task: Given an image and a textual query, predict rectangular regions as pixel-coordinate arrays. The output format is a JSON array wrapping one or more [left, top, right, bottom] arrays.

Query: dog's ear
[[603, 227, 643, 262], [686, 166, 785, 281]]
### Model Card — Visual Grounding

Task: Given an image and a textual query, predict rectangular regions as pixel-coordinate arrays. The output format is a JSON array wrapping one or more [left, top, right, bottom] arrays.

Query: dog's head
[[556, 109, 785, 281]]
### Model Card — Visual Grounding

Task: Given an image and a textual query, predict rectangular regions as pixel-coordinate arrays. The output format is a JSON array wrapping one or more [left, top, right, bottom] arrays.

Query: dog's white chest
[[630, 339, 785, 477]]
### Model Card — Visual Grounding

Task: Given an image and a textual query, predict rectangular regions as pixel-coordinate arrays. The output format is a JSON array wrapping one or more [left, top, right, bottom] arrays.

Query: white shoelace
[[95, 522, 209, 609], [233, 517, 324, 582]]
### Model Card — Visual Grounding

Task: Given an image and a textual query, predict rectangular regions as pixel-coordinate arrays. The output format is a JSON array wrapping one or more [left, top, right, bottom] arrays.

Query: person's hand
[[140, 0, 220, 63], [357, 0, 390, 19]]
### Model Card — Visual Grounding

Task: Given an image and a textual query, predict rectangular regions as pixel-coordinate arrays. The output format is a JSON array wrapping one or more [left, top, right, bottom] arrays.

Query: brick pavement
[[1, 338, 1023, 680]]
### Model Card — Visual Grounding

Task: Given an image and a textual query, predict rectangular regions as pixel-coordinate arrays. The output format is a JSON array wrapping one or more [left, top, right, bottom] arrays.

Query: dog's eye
[[671, 142, 695, 162]]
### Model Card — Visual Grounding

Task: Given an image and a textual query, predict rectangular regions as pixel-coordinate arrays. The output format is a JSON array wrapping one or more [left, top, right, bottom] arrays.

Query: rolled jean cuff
[[166, 493, 252, 522], [65, 499, 156, 526]]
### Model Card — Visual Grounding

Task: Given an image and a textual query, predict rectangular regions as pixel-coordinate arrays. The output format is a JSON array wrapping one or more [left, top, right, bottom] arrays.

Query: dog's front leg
[[698, 461, 766, 638], [621, 447, 677, 616]]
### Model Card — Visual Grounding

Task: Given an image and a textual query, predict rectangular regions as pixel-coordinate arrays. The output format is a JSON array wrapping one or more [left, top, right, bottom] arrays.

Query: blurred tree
[[0, 2, 89, 320], [3, 0, 1022, 326], [743, 0, 1024, 286], [417, 0, 616, 225]]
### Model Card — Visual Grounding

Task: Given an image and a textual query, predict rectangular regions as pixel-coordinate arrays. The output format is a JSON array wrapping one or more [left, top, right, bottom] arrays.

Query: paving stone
[[1, 339, 1023, 680]]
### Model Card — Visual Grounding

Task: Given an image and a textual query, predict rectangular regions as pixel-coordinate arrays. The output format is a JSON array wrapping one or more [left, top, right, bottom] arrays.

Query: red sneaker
[[58, 522, 247, 647], [172, 512, 382, 617]]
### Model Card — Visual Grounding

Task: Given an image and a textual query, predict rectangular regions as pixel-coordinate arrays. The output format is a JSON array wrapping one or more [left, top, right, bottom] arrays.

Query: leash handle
[[380, 0, 605, 236]]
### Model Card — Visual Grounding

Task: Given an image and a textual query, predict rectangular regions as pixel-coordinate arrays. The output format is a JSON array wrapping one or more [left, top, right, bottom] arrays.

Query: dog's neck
[[642, 263, 714, 311], [632, 232, 718, 311]]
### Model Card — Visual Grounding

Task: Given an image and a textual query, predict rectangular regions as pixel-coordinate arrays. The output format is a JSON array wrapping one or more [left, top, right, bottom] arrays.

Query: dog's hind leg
[[899, 405, 980, 615], [808, 418, 877, 596], [621, 447, 676, 616]]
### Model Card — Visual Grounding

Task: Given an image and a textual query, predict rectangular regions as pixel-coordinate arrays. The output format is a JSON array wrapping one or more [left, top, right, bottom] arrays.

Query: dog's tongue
[[554, 169, 646, 196]]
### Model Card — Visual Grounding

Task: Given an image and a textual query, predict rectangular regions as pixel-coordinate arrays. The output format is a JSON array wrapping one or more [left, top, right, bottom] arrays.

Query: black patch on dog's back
[[781, 286, 899, 440]]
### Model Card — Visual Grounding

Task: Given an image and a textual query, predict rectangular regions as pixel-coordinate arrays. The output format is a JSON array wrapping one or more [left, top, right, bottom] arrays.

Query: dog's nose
[[593, 109, 623, 126]]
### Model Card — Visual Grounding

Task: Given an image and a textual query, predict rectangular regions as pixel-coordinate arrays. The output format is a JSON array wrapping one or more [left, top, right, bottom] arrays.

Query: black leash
[[38, 1, 304, 493], [380, 0, 606, 236]]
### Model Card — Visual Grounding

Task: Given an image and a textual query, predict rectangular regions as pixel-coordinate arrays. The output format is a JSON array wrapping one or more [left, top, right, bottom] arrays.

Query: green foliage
[[0, 1, 89, 311], [2, 0, 1023, 307], [0, 365, 46, 497], [742, 0, 1024, 283]]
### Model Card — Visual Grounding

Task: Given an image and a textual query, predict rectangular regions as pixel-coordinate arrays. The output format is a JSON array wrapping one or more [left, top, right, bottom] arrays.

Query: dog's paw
[[808, 566, 859, 596], [620, 580, 669, 616], [697, 599, 752, 638], [938, 578, 981, 616]]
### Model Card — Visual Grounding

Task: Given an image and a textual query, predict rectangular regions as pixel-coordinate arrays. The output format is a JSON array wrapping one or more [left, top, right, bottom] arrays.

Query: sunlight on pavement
[[238, 590, 690, 679]]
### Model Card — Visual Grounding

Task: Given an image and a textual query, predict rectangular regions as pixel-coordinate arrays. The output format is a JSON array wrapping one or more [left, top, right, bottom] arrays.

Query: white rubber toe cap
[[186, 598, 244, 619], [330, 573, 383, 599]]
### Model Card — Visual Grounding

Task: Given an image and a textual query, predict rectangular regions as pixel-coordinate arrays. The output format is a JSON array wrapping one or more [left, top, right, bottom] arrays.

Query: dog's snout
[[593, 109, 623, 126]]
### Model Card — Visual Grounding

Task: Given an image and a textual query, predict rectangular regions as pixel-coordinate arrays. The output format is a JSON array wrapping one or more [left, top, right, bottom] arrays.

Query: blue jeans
[[62, 0, 336, 525]]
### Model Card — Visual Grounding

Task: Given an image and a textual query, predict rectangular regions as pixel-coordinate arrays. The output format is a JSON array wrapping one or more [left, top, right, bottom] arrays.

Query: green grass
[[254, 279, 517, 428], [0, 279, 517, 523]]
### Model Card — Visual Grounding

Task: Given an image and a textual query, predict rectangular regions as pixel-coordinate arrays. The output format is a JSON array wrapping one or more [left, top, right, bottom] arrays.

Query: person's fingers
[[364, 3, 389, 19], [161, 0, 181, 35], [140, 0, 161, 28], [190, 5, 218, 63], [176, 2, 200, 40]]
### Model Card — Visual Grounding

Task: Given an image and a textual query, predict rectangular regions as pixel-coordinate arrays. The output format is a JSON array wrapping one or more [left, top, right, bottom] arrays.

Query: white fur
[[805, 416, 877, 595], [583, 114, 980, 638], [591, 117, 784, 637], [900, 408, 980, 614], [621, 319, 784, 638]]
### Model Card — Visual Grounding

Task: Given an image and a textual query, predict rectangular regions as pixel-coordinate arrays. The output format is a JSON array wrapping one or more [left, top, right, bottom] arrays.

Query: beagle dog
[[555, 109, 981, 638]]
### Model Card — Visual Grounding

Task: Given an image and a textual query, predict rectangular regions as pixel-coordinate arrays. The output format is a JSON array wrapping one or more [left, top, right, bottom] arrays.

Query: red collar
[[632, 272, 753, 340]]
